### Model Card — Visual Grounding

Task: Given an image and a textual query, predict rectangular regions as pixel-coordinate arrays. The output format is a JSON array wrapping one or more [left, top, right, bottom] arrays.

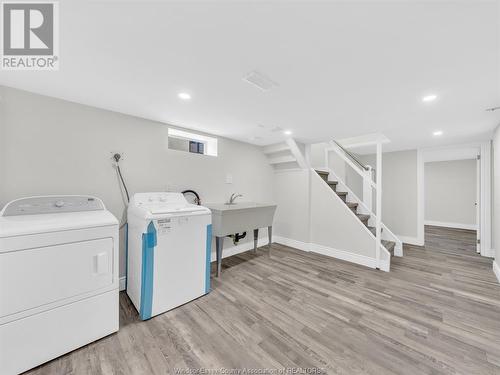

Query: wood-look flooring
[[27, 226, 500, 375]]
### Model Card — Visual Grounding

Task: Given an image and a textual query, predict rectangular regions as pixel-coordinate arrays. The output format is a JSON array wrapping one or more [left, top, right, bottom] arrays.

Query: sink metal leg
[[216, 236, 223, 277], [253, 229, 259, 252], [268, 226, 272, 250]]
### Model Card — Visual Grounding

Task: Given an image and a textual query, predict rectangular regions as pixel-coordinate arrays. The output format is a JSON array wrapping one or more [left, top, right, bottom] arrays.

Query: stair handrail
[[329, 141, 376, 190], [332, 140, 372, 172]]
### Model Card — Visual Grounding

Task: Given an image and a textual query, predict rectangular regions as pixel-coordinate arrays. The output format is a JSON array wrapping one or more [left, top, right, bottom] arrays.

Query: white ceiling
[[2, 0, 500, 152]]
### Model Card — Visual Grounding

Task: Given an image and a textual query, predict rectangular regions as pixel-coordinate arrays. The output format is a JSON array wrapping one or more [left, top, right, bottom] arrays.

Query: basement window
[[168, 128, 218, 156]]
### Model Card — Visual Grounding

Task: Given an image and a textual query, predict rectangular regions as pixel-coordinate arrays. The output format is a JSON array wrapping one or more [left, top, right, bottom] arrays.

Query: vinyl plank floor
[[26, 226, 500, 375]]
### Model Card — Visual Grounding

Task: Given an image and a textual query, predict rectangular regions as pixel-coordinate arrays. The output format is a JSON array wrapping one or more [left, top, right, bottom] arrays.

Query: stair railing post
[[375, 141, 382, 269], [362, 167, 373, 212]]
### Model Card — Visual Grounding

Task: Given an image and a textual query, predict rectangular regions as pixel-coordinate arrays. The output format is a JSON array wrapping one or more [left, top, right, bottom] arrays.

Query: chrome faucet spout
[[228, 193, 243, 204]]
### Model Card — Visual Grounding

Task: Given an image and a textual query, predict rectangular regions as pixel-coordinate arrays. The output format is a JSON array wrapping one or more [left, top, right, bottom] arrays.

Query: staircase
[[262, 139, 308, 171], [263, 137, 401, 271], [315, 169, 397, 256]]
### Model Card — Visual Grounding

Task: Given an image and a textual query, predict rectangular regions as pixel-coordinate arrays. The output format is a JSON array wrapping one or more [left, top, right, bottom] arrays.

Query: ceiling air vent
[[243, 71, 278, 92]]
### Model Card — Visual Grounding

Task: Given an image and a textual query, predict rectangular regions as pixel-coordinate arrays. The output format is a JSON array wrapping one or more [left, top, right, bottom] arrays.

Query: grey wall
[[344, 161, 364, 199], [425, 159, 476, 227], [360, 150, 419, 239], [310, 142, 348, 180], [273, 170, 310, 242], [310, 142, 327, 170], [0, 86, 274, 276]]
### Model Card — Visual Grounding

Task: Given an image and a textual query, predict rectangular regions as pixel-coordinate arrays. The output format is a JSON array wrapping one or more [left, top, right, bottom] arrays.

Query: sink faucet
[[228, 193, 243, 204]]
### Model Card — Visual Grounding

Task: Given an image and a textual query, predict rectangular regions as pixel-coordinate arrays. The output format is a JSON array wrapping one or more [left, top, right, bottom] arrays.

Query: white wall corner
[[416, 149, 425, 247], [493, 259, 500, 284]]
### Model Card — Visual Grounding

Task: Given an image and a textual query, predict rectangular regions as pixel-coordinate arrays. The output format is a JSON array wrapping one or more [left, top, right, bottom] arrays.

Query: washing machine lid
[[131, 192, 211, 217], [0, 196, 118, 238], [148, 204, 209, 215]]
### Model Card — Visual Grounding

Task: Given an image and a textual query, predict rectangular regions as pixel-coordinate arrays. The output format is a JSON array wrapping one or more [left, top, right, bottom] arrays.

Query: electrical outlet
[[225, 173, 233, 184]]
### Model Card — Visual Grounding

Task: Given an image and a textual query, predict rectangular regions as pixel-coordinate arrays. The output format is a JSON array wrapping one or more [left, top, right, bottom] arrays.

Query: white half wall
[[424, 159, 477, 228], [0, 86, 274, 277], [273, 168, 389, 271], [310, 170, 381, 260]]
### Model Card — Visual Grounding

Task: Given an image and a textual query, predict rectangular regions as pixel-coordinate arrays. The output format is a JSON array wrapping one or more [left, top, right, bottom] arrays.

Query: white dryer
[[0, 196, 119, 375], [127, 192, 211, 320]]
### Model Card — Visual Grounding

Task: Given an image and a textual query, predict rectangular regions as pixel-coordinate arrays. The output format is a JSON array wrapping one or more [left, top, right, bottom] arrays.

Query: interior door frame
[[476, 154, 481, 254], [417, 141, 492, 257]]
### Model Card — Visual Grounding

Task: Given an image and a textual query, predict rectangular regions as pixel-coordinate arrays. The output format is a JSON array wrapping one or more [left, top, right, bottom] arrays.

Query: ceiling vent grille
[[243, 71, 278, 91]]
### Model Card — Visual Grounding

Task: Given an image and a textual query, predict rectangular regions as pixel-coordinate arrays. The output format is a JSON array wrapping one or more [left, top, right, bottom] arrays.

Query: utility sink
[[205, 202, 277, 237], [204, 202, 277, 277]]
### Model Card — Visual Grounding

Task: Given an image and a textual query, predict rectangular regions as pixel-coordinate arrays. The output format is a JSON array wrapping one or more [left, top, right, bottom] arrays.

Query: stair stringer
[[263, 139, 308, 172], [309, 169, 391, 271], [320, 167, 403, 257]]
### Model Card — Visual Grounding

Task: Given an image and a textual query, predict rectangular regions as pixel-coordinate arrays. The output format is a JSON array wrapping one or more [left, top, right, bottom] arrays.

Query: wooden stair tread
[[368, 226, 384, 235], [327, 181, 338, 186], [382, 240, 396, 252], [336, 191, 348, 196], [356, 214, 370, 221], [346, 202, 358, 208], [382, 240, 396, 257], [315, 170, 329, 177]]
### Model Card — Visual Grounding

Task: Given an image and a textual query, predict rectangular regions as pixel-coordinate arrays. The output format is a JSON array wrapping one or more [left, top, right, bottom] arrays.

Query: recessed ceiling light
[[178, 92, 191, 100], [422, 94, 437, 102], [284, 130, 292, 135], [433, 130, 443, 136]]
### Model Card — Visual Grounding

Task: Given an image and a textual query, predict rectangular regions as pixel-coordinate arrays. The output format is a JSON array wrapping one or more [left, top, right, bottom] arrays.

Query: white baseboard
[[397, 235, 424, 246], [119, 276, 126, 291], [209, 237, 270, 262], [274, 236, 390, 272], [424, 221, 477, 231], [310, 242, 390, 272], [493, 260, 500, 284], [273, 236, 310, 252], [482, 248, 495, 258]]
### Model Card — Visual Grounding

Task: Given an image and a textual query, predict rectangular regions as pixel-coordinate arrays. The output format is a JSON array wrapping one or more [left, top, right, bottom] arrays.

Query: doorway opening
[[418, 142, 492, 257], [424, 158, 479, 252]]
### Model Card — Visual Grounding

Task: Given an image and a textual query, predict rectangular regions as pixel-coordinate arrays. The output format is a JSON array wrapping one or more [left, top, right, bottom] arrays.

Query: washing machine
[[0, 196, 119, 375], [127, 192, 212, 320]]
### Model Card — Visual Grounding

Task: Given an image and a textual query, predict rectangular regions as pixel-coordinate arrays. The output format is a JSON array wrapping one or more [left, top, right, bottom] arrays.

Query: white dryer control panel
[[1, 196, 105, 216], [134, 192, 188, 206]]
